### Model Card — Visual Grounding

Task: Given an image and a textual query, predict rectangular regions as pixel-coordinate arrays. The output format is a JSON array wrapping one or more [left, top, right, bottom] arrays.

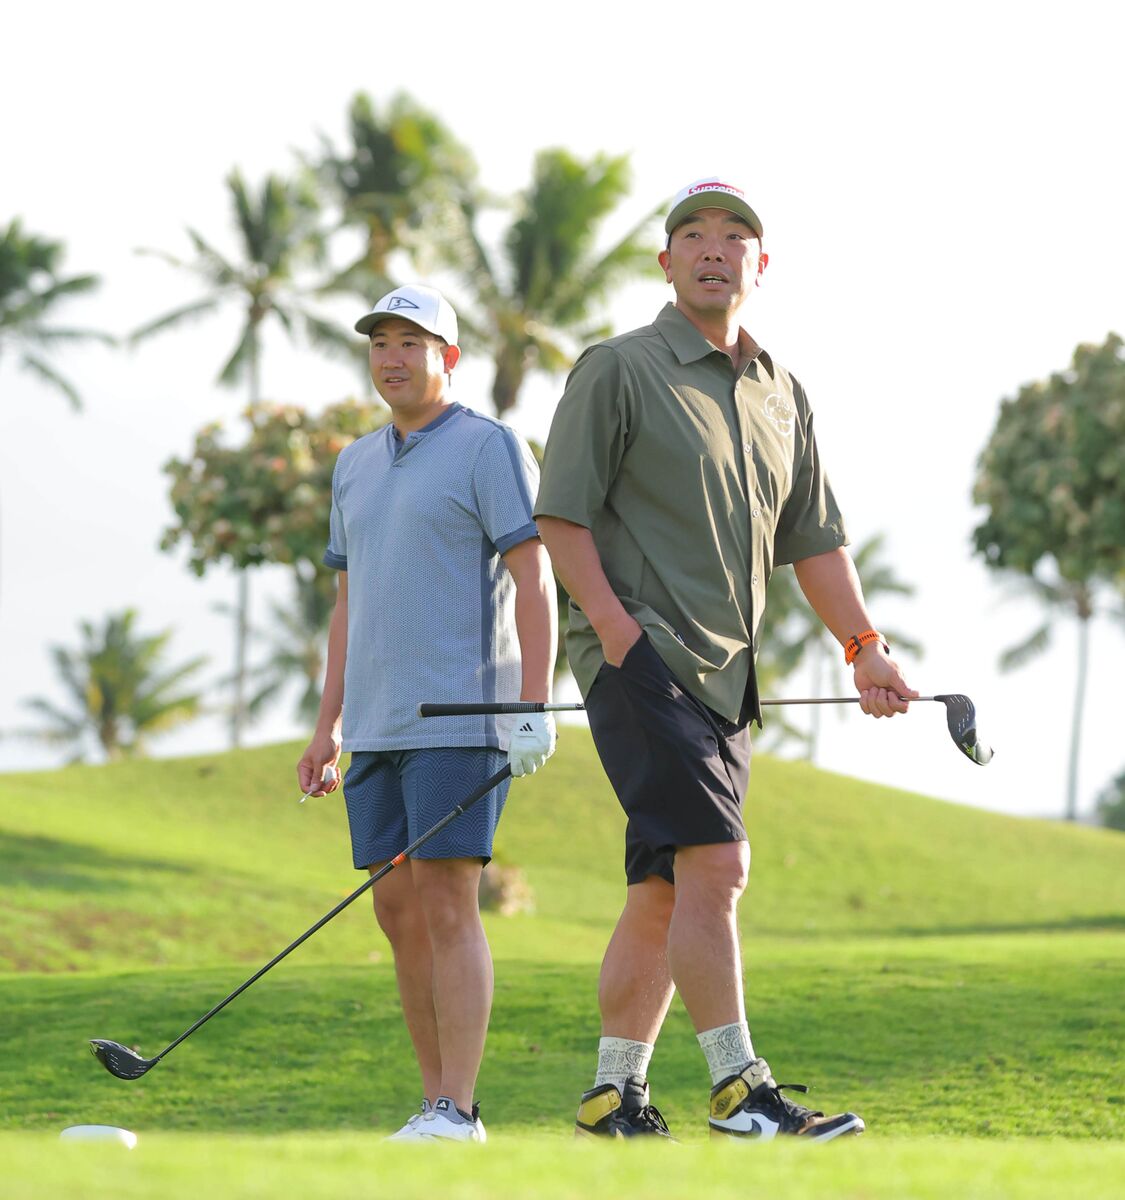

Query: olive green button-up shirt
[[534, 303, 848, 726]]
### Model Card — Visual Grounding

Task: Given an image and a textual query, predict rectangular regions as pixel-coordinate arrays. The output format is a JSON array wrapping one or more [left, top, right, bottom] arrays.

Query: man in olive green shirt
[[536, 178, 917, 1143]]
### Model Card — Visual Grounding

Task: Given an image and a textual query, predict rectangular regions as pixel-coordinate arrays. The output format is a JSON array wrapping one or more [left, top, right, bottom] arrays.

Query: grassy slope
[[1, 733, 1123, 1198], [2, 733, 1123, 972]]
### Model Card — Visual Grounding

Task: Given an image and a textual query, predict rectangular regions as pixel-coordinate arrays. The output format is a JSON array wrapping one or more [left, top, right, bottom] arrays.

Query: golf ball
[[323, 765, 337, 784], [60, 1124, 138, 1148]]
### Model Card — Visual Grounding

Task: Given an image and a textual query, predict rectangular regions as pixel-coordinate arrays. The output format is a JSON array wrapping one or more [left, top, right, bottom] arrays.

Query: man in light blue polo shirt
[[297, 285, 557, 1143]]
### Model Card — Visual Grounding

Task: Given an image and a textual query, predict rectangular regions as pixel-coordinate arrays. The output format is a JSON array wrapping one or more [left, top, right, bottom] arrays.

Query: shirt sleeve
[[323, 457, 348, 571], [533, 346, 631, 528], [772, 379, 849, 566], [471, 426, 540, 555]]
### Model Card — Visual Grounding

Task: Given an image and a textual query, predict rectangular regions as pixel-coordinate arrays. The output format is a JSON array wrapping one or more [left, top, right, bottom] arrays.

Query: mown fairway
[[2, 733, 1123, 1197]]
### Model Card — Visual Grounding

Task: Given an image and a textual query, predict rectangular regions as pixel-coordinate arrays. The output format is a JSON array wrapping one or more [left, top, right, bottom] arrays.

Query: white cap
[[354, 284, 458, 344], [665, 178, 763, 239]]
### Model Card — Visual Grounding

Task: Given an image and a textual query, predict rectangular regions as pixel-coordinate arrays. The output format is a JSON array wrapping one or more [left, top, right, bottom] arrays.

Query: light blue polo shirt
[[324, 403, 539, 752]]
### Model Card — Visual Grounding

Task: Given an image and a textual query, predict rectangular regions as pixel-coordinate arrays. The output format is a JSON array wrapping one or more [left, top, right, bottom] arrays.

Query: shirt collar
[[391, 401, 462, 444], [654, 303, 774, 379]]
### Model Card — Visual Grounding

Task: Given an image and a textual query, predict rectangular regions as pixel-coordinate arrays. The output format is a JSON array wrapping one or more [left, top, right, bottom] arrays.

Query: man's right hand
[[600, 614, 644, 667], [298, 734, 342, 796]]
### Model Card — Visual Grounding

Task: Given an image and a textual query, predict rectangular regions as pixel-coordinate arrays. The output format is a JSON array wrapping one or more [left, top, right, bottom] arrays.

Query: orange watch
[[844, 630, 889, 665]]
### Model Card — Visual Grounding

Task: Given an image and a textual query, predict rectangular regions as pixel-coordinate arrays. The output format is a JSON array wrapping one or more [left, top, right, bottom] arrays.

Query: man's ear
[[443, 344, 462, 373], [756, 250, 769, 286], [658, 248, 672, 282]]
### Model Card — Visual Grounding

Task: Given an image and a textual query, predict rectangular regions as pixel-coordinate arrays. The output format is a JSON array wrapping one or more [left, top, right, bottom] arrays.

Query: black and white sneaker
[[709, 1058, 864, 1142], [575, 1073, 675, 1140]]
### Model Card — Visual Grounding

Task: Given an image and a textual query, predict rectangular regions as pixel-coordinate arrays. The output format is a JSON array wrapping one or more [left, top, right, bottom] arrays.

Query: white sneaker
[[416, 1096, 487, 1143], [385, 1099, 432, 1142]]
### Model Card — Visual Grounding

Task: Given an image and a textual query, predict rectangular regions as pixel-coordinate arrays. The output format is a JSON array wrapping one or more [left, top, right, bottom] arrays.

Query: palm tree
[[221, 565, 337, 727], [760, 535, 923, 761], [315, 91, 478, 297], [16, 609, 206, 762], [450, 149, 659, 414], [0, 220, 113, 612], [132, 169, 353, 748], [997, 574, 1121, 821]]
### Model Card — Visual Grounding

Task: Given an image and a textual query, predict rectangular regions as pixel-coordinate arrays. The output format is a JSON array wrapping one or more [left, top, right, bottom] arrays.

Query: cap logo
[[387, 295, 420, 311], [689, 182, 745, 199]]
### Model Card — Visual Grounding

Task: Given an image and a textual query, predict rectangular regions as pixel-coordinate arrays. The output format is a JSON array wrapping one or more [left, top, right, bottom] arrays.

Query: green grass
[[2, 732, 1124, 1196], [6, 1134, 1125, 1200], [4, 736, 1123, 973]]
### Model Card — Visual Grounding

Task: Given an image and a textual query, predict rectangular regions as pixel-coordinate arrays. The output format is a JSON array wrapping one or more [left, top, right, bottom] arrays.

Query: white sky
[[2, 0, 1122, 819]]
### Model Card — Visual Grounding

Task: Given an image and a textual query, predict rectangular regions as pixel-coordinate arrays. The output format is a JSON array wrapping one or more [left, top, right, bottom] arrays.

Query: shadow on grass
[[2, 947, 1122, 1139], [890, 914, 1125, 936], [0, 832, 198, 895]]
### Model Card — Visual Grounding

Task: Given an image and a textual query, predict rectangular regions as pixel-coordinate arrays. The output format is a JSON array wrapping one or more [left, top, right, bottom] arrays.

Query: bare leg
[[666, 841, 750, 1032], [411, 857, 491, 1113], [598, 875, 676, 1042], [370, 862, 442, 1103]]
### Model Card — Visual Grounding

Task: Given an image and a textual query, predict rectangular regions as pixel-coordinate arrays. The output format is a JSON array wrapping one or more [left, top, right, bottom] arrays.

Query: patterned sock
[[698, 1022, 755, 1086], [593, 1036, 655, 1092]]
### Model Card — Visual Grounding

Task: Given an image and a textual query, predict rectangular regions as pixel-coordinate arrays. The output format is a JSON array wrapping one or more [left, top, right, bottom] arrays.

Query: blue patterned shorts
[[342, 747, 510, 869]]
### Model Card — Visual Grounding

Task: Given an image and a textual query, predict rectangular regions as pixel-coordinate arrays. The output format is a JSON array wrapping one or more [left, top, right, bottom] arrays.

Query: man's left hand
[[508, 712, 557, 777], [853, 646, 919, 718]]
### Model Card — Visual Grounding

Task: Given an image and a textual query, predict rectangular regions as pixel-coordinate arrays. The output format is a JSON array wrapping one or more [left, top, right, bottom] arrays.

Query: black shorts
[[585, 633, 751, 885]]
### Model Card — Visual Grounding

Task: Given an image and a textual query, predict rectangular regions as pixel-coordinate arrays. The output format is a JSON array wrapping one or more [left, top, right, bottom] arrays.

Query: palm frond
[[216, 321, 257, 387], [19, 354, 82, 409], [998, 622, 1052, 672], [129, 296, 222, 344]]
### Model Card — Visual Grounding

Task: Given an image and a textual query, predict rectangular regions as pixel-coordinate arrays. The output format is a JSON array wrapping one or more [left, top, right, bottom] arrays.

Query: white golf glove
[[508, 712, 557, 778]]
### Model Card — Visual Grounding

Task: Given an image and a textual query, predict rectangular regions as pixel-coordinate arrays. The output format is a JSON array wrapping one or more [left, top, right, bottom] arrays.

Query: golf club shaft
[[146, 764, 511, 1066], [419, 697, 936, 717]]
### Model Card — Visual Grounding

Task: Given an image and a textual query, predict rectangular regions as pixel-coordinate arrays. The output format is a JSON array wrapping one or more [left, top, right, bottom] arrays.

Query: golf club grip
[[149, 765, 512, 1065], [418, 702, 582, 716]]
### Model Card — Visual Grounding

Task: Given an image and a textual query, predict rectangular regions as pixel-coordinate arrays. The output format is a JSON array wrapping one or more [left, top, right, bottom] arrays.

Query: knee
[[414, 864, 481, 943], [675, 842, 750, 906], [630, 877, 676, 933], [372, 884, 425, 947]]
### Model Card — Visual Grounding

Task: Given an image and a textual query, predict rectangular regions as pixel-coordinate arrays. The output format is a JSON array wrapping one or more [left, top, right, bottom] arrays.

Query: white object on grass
[[300, 764, 337, 803], [59, 1124, 138, 1148]]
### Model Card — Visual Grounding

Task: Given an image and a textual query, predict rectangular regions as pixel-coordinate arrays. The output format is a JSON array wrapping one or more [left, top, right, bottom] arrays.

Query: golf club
[[90, 764, 512, 1080], [418, 694, 993, 765]]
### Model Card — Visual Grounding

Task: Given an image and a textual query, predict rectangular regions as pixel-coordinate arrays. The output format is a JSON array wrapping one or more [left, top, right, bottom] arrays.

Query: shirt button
[[742, 442, 752, 454], [752, 508, 761, 518], [752, 574, 759, 585]]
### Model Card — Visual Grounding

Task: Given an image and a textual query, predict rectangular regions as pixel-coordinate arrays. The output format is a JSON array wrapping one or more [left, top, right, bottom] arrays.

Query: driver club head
[[89, 1039, 158, 1080], [934, 694, 993, 765]]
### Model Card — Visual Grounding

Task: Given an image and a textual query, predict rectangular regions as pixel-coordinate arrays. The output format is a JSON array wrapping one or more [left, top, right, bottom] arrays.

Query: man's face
[[368, 318, 458, 410], [658, 208, 767, 319]]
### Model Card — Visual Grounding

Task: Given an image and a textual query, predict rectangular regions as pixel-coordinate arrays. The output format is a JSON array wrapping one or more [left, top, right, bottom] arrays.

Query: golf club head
[[934, 694, 993, 765], [89, 1039, 158, 1080]]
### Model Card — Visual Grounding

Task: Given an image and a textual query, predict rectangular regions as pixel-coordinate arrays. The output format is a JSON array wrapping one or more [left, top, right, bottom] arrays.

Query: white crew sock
[[698, 1021, 755, 1086], [593, 1036, 655, 1092]]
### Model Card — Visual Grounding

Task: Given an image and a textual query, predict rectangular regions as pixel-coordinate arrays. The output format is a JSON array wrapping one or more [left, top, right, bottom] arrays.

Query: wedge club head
[[90, 1040, 159, 1080], [934, 694, 993, 765]]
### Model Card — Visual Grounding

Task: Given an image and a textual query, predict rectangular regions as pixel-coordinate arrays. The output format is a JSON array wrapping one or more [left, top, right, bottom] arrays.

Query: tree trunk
[[807, 641, 824, 762], [231, 569, 249, 749], [1065, 611, 1091, 821], [229, 330, 261, 749]]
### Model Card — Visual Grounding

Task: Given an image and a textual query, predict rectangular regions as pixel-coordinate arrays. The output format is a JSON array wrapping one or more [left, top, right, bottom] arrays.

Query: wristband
[[844, 630, 889, 665]]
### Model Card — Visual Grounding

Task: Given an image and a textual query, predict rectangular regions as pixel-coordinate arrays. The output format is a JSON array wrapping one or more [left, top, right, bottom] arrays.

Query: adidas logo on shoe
[[417, 1096, 487, 1143]]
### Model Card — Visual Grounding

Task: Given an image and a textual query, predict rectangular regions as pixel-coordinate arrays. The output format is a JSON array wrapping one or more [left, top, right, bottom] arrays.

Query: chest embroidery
[[763, 392, 795, 437]]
